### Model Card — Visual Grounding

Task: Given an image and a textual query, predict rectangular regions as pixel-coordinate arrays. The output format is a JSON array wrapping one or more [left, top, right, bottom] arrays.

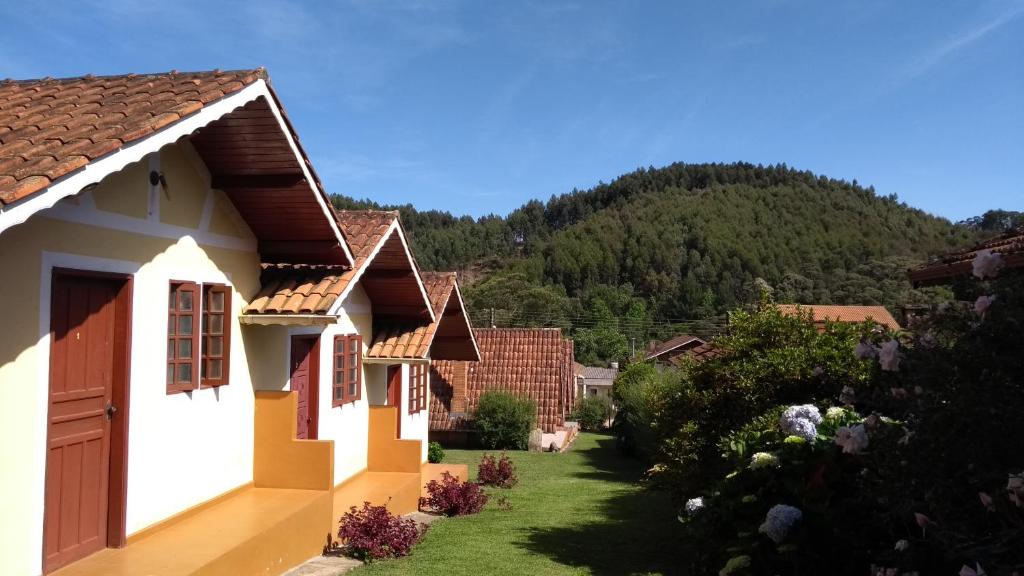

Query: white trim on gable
[[0, 79, 354, 267], [328, 219, 435, 323]]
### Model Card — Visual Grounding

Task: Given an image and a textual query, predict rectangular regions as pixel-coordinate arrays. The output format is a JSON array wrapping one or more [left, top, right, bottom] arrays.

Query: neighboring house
[[909, 227, 1024, 286], [776, 304, 901, 332], [430, 328, 576, 444], [574, 362, 618, 399], [0, 69, 475, 576], [670, 341, 727, 365], [645, 334, 706, 365]]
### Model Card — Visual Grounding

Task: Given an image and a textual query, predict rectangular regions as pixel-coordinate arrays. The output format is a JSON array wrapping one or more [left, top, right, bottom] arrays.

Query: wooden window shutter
[[167, 281, 200, 394], [201, 284, 231, 387]]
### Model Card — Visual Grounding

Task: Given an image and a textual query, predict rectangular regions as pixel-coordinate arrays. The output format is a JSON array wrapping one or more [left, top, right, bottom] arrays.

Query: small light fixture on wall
[[149, 170, 169, 199]]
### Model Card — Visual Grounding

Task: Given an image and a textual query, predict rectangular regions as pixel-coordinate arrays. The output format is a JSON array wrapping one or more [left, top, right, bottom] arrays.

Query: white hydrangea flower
[[975, 295, 995, 317], [878, 340, 901, 372], [894, 539, 909, 552], [826, 406, 846, 419], [972, 249, 1003, 279], [854, 340, 877, 359], [749, 452, 779, 470], [783, 404, 822, 424], [834, 424, 869, 454], [684, 497, 704, 515], [758, 504, 802, 543]]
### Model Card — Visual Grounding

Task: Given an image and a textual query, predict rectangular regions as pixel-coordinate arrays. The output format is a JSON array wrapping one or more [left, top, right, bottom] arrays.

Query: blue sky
[[1, 0, 1021, 221]]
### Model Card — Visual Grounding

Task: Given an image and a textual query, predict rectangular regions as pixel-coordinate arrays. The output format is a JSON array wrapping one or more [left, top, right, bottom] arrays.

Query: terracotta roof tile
[[244, 264, 351, 315], [669, 341, 727, 365], [365, 272, 457, 360], [0, 68, 265, 205], [908, 227, 1024, 286], [645, 333, 704, 361], [777, 304, 901, 331], [430, 328, 575, 433], [244, 211, 402, 317]]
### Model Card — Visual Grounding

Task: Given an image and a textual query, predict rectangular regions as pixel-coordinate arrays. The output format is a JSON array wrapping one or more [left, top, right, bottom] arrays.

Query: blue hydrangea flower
[[759, 504, 803, 543]]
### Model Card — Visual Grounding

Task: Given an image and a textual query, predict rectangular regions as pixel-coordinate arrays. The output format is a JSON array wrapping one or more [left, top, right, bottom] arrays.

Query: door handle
[[105, 403, 118, 421]]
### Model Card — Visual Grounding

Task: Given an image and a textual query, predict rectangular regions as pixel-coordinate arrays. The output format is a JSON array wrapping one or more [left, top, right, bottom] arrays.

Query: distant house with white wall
[[574, 362, 617, 399], [0, 69, 475, 576]]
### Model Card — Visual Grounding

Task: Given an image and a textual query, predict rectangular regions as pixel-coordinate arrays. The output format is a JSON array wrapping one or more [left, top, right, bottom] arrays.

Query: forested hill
[[332, 162, 985, 365]]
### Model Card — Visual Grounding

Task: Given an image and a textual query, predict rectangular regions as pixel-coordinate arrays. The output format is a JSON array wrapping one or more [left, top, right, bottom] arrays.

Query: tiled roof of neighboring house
[[645, 334, 705, 361], [0, 69, 263, 205], [244, 211, 400, 316], [365, 271, 472, 360], [245, 264, 348, 315], [908, 227, 1024, 286], [777, 304, 901, 332], [335, 210, 398, 263], [670, 341, 727, 365], [421, 271, 457, 316], [577, 365, 618, 382], [429, 360, 470, 431], [429, 328, 575, 433]]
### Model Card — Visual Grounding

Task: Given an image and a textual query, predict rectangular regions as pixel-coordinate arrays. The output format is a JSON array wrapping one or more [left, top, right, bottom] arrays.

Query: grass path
[[352, 433, 687, 576]]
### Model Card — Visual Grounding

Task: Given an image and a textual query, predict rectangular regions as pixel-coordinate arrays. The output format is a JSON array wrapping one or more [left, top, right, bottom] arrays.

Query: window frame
[[200, 283, 232, 388], [167, 281, 201, 394], [333, 334, 363, 406], [408, 364, 428, 414]]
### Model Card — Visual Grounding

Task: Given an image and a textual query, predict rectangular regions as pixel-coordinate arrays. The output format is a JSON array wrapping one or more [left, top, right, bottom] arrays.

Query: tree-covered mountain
[[332, 162, 990, 365]]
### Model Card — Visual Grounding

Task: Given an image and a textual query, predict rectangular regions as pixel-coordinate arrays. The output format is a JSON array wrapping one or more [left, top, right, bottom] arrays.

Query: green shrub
[[427, 441, 445, 464], [572, 394, 612, 431], [611, 362, 669, 460], [473, 391, 535, 450]]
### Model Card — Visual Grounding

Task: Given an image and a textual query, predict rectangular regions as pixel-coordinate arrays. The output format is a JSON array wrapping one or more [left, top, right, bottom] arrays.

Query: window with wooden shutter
[[333, 334, 362, 406], [201, 284, 231, 387], [167, 282, 200, 393], [418, 365, 428, 411], [408, 364, 428, 413]]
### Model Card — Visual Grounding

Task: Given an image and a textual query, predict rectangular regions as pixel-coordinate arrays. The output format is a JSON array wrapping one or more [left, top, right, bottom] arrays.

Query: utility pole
[[490, 307, 495, 328], [630, 337, 636, 358]]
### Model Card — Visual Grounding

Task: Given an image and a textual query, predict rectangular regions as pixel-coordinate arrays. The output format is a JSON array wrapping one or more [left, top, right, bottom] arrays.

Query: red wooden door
[[44, 275, 118, 572], [387, 365, 402, 438], [291, 336, 319, 440]]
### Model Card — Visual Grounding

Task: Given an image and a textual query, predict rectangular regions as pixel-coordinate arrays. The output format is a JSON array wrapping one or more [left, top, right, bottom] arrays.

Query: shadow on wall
[[519, 435, 691, 576]]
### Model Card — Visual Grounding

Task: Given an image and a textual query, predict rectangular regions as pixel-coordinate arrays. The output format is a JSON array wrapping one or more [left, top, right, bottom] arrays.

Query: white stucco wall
[[0, 143, 262, 576], [397, 363, 431, 463]]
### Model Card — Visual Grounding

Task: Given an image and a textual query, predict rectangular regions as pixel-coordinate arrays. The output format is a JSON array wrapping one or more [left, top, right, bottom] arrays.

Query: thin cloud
[[902, 2, 1024, 81]]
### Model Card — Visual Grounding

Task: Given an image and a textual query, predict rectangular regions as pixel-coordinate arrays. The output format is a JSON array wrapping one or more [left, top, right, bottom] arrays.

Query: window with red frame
[[201, 284, 231, 387], [167, 281, 232, 394], [408, 364, 428, 413], [167, 282, 200, 393], [333, 334, 362, 405]]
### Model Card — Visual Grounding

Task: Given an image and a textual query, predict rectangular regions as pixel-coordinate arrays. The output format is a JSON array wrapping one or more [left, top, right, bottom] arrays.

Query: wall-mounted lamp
[[149, 170, 166, 187]]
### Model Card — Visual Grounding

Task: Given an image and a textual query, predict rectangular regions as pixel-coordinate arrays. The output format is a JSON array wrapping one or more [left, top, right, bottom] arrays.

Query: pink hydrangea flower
[[972, 249, 1003, 279], [879, 340, 901, 371], [834, 424, 869, 454], [854, 340, 877, 359], [974, 295, 995, 317], [979, 492, 995, 512]]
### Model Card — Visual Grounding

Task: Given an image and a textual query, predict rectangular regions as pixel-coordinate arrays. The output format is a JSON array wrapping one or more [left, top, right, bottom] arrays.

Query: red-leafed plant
[[419, 472, 488, 516], [477, 452, 519, 488], [333, 501, 424, 562]]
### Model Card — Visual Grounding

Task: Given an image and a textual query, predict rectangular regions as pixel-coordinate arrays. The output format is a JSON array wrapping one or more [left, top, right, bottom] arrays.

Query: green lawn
[[352, 433, 688, 576]]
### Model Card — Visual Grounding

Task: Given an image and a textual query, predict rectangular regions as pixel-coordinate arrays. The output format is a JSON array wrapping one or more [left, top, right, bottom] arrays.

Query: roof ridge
[[1, 67, 267, 85]]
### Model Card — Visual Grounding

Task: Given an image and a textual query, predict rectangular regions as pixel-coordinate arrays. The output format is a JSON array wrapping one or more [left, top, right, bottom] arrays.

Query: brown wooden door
[[44, 275, 120, 572], [291, 336, 319, 440], [387, 365, 402, 438]]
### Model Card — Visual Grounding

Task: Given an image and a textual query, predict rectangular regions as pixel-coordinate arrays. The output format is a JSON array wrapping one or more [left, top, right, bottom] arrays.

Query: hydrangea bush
[[647, 269, 1024, 574]]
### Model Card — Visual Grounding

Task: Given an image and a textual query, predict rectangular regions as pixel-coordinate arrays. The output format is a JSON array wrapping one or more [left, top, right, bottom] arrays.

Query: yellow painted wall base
[[52, 487, 332, 576], [333, 471, 422, 520], [420, 463, 469, 498], [367, 406, 422, 473]]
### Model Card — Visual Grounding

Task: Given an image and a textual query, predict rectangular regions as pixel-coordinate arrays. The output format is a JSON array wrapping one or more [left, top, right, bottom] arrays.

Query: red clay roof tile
[[776, 304, 901, 331], [908, 227, 1024, 286], [430, 328, 575, 433], [0, 69, 264, 206]]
